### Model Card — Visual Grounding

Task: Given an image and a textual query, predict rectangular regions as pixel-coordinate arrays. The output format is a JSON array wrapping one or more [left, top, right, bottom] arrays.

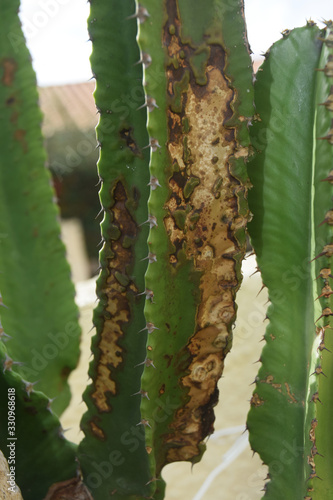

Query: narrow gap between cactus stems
[[192, 432, 249, 500]]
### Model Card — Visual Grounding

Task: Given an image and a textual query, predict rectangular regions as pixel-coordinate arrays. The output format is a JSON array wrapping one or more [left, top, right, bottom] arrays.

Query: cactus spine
[[247, 23, 333, 499]]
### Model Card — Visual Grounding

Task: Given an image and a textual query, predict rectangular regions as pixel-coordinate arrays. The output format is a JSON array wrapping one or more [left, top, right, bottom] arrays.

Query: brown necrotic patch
[[160, 0, 251, 465], [91, 181, 137, 415], [119, 127, 142, 157], [1, 58, 17, 87], [44, 477, 94, 500], [89, 420, 105, 441], [14, 129, 28, 152]]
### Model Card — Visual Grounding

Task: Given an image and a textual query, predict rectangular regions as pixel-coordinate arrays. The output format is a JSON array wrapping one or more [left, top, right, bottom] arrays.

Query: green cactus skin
[[78, 1, 153, 498], [0, 341, 78, 500], [247, 23, 333, 499], [136, 0, 253, 493], [0, 0, 81, 416]]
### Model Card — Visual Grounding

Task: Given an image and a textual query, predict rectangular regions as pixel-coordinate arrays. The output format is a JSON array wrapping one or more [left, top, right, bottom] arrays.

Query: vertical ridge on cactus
[[247, 23, 333, 499], [310, 22, 333, 500]]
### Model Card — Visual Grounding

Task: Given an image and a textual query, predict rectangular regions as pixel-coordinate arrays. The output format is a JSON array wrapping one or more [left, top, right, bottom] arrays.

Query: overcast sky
[[19, 0, 332, 87]]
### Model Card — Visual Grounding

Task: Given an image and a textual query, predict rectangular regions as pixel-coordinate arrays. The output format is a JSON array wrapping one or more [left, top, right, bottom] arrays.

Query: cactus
[[0, 1, 82, 499], [1, 0, 333, 499], [0, 0, 81, 416], [136, 0, 253, 490], [77, 1, 153, 497], [247, 22, 333, 500], [78, 0, 253, 498]]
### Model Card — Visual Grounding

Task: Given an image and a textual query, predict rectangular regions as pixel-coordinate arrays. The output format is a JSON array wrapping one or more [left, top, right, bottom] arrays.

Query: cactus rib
[[310, 22, 333, 499]]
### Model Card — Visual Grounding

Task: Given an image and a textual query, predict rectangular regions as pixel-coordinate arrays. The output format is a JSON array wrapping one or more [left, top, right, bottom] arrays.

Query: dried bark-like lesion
[[90, 181, 138, 434], [44, 477, 94, 500], [161, 0, 251, 463]]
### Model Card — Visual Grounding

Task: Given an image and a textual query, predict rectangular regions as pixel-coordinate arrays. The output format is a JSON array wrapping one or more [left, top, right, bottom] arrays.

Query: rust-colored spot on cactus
[[1, 58, 17, 86], [250, 393, 265, 407], [260, 375, 282, 392], [89, 420, 106, 440], [14, 129, 28, 153], [91, 181, 138, 412], [284, 383, 297, 403]]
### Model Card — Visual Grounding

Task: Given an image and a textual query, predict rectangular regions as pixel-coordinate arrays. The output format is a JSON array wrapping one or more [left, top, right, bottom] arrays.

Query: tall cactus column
[[136, 0, 254, 493], [0, 0, 81, 418], [247, 23, 333, 500], [78, 1, 153, 498], [0, 1, 82, 498]]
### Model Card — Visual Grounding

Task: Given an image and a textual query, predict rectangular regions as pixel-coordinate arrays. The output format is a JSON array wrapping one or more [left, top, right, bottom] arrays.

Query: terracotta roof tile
[[38, 81, 97, 137]]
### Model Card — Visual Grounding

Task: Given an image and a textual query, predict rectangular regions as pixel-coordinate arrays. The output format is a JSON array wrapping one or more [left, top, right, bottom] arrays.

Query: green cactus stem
[[136, 0, 254, 494], [0, 0, 81, 416], [78, 1, 153, 498], [0, 341, 79, 500], [247, 23, 333, 499]]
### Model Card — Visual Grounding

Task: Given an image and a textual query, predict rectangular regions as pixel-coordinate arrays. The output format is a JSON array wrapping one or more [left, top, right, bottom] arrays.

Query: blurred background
[[16, 1, 332, 499]]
